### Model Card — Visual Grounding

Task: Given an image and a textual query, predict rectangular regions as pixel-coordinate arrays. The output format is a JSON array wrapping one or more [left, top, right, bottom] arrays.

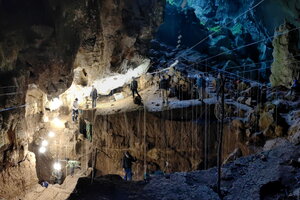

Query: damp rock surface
[[67, 143, 300, 200]]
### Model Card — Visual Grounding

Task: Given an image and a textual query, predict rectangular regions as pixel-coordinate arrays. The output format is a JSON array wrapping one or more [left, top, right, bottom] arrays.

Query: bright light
[[48, 131, 55, 138], [43, 116, 49, 122], [52, 117, 64, 128], [41, 140, 48, 146], [39, 146, 46, 153], [53, 162, 62, 171], [49, 98, 62, 111], [93, 59, 150, 95]]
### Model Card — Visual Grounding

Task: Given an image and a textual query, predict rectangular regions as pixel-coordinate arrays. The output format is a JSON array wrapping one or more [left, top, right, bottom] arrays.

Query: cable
[[152, 0, 266, 72], [0, 104, 27, 113], [187, 0, 266, 51], [197, 26, 300, 64], [0, 92, 23, 97], [224, 53, 300, 70], [0, 86, 18, 89], [167, 0, 266, 63], [237, 66, 271, 73]]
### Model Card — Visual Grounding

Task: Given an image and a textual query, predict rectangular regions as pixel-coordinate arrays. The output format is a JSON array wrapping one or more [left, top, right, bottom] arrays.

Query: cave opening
[[1, 0, 300, 199]]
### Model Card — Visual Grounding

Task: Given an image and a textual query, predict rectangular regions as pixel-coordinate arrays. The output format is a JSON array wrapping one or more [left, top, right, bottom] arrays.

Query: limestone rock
[[0, 152, 38, 199], [263, 138, 290, 151], [259, 112, 274, 131], [288, 131, 300, 145], [270, 21, 300, 87]]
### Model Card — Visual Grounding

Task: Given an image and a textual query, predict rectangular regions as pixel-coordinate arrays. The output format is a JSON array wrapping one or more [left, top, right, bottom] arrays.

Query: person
[[122, 151, 137, 181], [52, 169, 63, 184], [130, 77, 141, 99], [159, 75, 170, 104], [90, 85, 98, 108], [66, 159, 81, 177], [196, 74, 206, 101], [72, 98, 79, 122], [41, 180, 49, 188]]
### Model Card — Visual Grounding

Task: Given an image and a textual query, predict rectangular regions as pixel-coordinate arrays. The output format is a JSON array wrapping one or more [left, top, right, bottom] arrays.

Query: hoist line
[[197, 26, 300, 64]]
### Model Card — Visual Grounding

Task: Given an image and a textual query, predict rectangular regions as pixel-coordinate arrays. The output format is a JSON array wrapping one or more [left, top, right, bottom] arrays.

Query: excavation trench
[[80, 102, 244, 180]]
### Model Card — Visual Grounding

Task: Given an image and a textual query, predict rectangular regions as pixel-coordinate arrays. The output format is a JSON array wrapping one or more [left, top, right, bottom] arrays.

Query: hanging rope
[[143, 104, 147, 177], [197, 26, 300, 64], [0, 92, 23, 97], [150, 0, 266, 73], [0, 86, 18, 89], [189, 0, 266, 50], [0, 104, 27, 113]]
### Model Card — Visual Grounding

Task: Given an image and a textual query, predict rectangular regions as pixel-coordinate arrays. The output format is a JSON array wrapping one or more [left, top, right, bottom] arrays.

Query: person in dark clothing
[[159, 75, 170, 104], [122, 151, 137, 181], [196, 74, 206, 101], [72, 98, 79, 122], [90, 85, 98, 108], [130, 77, 141, 99]]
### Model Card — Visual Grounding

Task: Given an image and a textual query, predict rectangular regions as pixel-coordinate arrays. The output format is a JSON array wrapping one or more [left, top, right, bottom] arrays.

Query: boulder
[[263, 138, 290, 151], [288, 131, 300, 145], [259, 112, 274, 131], [139, 73, 153, 89]]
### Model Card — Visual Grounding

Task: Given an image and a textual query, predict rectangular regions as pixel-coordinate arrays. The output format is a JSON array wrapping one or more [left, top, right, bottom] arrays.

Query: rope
[[0, 92, 23, 97], [0, 86, 18, 89], [197, 26, 300, 64], [186, 0, 266, 51], [224, 53, 300, 70], [237, 66, 271, 73], [150, 0, 266, 72], [143, 104, 147, 176], [0, 104, 27, 113]]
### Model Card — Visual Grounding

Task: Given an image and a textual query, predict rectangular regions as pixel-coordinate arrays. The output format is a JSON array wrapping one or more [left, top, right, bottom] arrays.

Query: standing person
[[130, 77, 141, 99], [159, 75, 170, 104], [90, 85, 98, 108], [52, 169, 62, 184], [196, 74, 206, 101], [72, 98, 79, 122], [122, 151, 137, 181], [66, 159, 81, 177]]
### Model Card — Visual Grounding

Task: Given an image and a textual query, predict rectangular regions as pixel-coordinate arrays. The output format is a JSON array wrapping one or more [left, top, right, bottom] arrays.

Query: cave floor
[[18, 175, 82, 200], [85, 84, 252, 117]]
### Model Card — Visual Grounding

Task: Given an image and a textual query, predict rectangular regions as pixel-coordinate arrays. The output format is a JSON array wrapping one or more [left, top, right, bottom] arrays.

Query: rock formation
[[68, 143, 300, 200], [270, 21, 300, 87], [0, 0, 165, 198]]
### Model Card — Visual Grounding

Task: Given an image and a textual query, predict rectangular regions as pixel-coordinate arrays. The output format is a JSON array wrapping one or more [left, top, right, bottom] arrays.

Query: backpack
[[134, 96, 142, 105]]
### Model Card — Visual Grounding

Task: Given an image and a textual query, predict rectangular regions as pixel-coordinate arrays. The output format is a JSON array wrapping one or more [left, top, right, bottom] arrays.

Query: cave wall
[[156, 0, 300, 81], [89, 105, 254, 180], [90, 106, 227, 180], [0, 0, 165, 198], [0, 152, 38, 199]]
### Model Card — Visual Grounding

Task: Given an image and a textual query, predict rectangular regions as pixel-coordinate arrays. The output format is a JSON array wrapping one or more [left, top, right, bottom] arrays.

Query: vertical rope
[[143, 105, 147, 176]]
